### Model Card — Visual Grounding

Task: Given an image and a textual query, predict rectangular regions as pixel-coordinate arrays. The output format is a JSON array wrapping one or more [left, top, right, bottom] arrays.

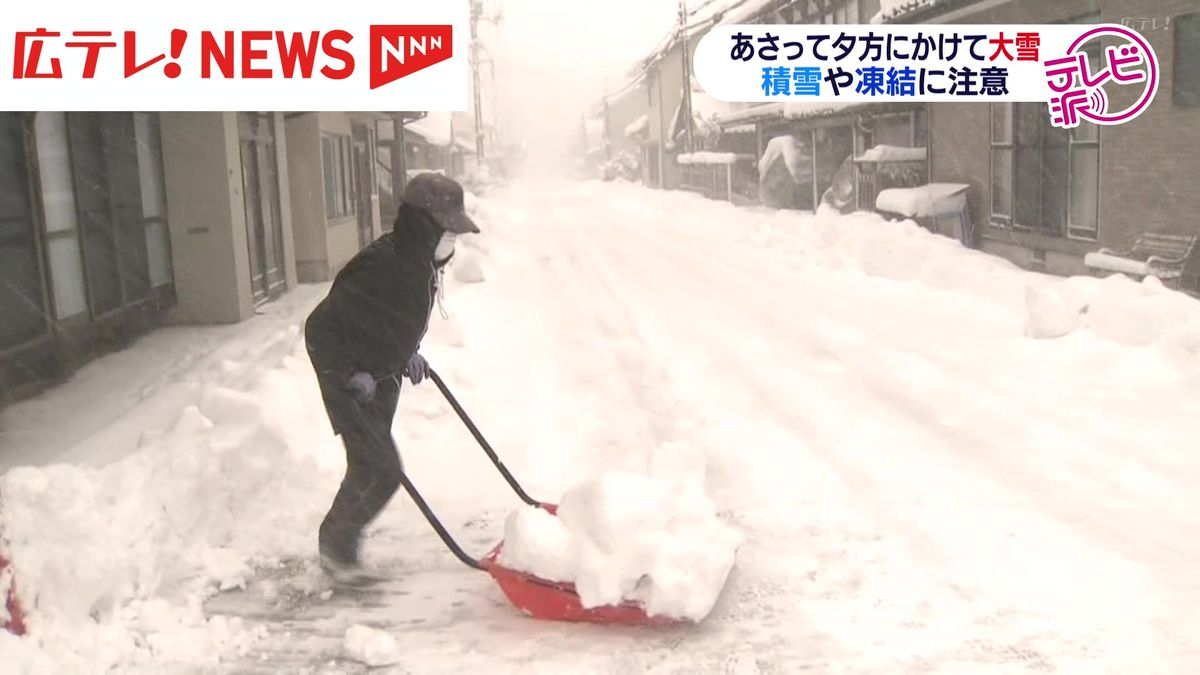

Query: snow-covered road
[[4, 180, 1200, 673]]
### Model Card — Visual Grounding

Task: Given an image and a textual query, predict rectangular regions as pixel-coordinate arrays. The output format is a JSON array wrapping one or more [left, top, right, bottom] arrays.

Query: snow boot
[[319, 551, 385, 586]]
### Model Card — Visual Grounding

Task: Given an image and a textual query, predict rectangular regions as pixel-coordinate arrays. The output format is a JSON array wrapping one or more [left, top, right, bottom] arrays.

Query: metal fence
[[678, 157, 758, 204]]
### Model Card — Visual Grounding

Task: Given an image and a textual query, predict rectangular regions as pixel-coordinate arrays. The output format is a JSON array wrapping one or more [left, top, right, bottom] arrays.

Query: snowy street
[[4, 181, 1200, 672]]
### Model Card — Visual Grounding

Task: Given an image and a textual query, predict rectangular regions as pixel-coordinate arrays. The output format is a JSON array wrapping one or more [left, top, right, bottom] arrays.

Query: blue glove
[[345, 371, 376, 403], [404, 353, 429, 385]]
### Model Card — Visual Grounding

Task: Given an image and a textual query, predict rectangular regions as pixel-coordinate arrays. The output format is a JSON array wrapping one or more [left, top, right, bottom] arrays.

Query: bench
[[1084, 232, 1199, 290]]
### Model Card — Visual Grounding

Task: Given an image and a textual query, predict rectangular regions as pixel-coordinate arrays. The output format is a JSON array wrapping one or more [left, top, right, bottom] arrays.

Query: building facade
[[0, 110, 429, 404], [1, 111, 303, 400], [895, 0, 1200, 284], [607, 0, 1199, 289], [286, 112, 387, 283]]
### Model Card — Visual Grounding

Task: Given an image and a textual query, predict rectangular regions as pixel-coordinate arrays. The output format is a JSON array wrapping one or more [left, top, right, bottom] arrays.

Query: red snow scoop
[[1, 545, 27, 636], [350, 369, 685, 626]]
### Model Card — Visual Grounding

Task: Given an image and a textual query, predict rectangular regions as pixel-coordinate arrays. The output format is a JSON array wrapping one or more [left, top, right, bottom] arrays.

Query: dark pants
[[315, 375, 405, 563]]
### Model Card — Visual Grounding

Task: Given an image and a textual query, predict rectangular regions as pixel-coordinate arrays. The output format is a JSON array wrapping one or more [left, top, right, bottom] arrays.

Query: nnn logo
[[369, 25, 453, 89]]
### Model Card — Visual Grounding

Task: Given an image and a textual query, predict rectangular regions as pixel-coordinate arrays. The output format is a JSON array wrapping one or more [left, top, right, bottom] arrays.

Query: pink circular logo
[[1045, 25, 1158, 128]]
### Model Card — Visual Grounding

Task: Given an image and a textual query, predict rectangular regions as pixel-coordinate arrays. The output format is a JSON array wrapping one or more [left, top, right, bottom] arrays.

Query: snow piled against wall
[[1025, 275, 1200, 353], [0, 345, 338, 669]]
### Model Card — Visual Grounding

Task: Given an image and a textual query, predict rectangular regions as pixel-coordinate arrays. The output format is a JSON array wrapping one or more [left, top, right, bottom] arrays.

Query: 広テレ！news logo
[[0, 0, 470, 111], [12, 26, 454, 89]]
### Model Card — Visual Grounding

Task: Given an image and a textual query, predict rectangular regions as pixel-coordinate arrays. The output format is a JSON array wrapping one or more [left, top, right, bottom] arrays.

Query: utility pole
[[470, 0, 486, 164], [679, 0, 694, 153], [602, 79, 611, 162]]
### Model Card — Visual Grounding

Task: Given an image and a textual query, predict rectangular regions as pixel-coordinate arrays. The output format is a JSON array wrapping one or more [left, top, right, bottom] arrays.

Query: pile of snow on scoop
[[499, 467, 741, 622]]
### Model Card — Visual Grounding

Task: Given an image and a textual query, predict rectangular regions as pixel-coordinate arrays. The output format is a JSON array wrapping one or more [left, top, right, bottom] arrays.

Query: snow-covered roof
[[716, 99, 925, 127], [627, 0, 776, 78], [677, 151, 741, 165], [876, 183, 970, 217], [716, 101, 859, 125], [689, 90, 736, 124], [406, 112, 453, 146], [625, 114, 649, 139], [855, 145, 928, 163], [875, 0, 976, 23], [718, 0, 785, 25]]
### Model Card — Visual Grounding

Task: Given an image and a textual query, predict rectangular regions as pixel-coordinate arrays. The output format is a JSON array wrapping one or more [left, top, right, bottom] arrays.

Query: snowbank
[[1025, 274, 1200, 350], [0, 334, 338, 667], [499, 466, 741, 622]]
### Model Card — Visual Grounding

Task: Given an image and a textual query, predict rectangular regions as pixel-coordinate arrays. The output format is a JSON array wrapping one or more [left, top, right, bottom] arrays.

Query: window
[[815, 125, 853, 202], [1068, 116, 1099, 239], [36, 113, 87, 320], [67, 112, 153, 315], [990, 103, 1013, 223], [321, 133, 356, 220], [368, 127, 379, 196], [990, 103, 1098, 239], [134, 112, 173, 289], [0, 113, 48, 350], [799, 0, 851, 24], [322, 136, 336, 219], [240, 113, 286, 301], [874, 113, 916, 147], [1176, 13, 1200, 107]]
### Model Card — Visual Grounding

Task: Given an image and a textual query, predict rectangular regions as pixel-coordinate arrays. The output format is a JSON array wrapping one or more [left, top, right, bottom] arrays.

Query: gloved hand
[[404, 352, 429, 385], [345, 371, 376, 403]]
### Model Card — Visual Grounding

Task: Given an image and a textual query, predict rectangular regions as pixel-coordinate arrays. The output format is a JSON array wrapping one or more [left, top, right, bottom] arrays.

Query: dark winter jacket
[[304, 205, 442, 432]]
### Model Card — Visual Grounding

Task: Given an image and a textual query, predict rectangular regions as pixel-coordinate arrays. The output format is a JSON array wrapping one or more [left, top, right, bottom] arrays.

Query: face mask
[[433, 232, 457, 264]]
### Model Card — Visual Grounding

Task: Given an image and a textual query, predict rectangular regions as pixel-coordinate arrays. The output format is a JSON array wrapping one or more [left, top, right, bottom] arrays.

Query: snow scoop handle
[[347, 401, 485, 571], [426, 367, 542, 508]]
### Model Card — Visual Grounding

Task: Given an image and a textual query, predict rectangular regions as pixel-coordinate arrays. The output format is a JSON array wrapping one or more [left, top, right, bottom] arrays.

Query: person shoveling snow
[[304, 173, 480, 584], [499, 471, 742, 622], [302, 176, 740, 619]]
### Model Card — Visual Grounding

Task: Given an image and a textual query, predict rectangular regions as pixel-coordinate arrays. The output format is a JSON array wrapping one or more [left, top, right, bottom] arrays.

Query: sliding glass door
[[0, 113, 49, 351]]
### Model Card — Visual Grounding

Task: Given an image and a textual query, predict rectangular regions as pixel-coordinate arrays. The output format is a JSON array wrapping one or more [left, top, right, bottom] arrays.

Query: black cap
[[401, 173, 480, 235]]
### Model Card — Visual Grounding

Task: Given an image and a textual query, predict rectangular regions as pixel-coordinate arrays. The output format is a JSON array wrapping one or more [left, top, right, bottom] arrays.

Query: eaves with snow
[[607, 0, 783, 100], [713, 99, 923, 127], [877, 0, 982, 23]]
